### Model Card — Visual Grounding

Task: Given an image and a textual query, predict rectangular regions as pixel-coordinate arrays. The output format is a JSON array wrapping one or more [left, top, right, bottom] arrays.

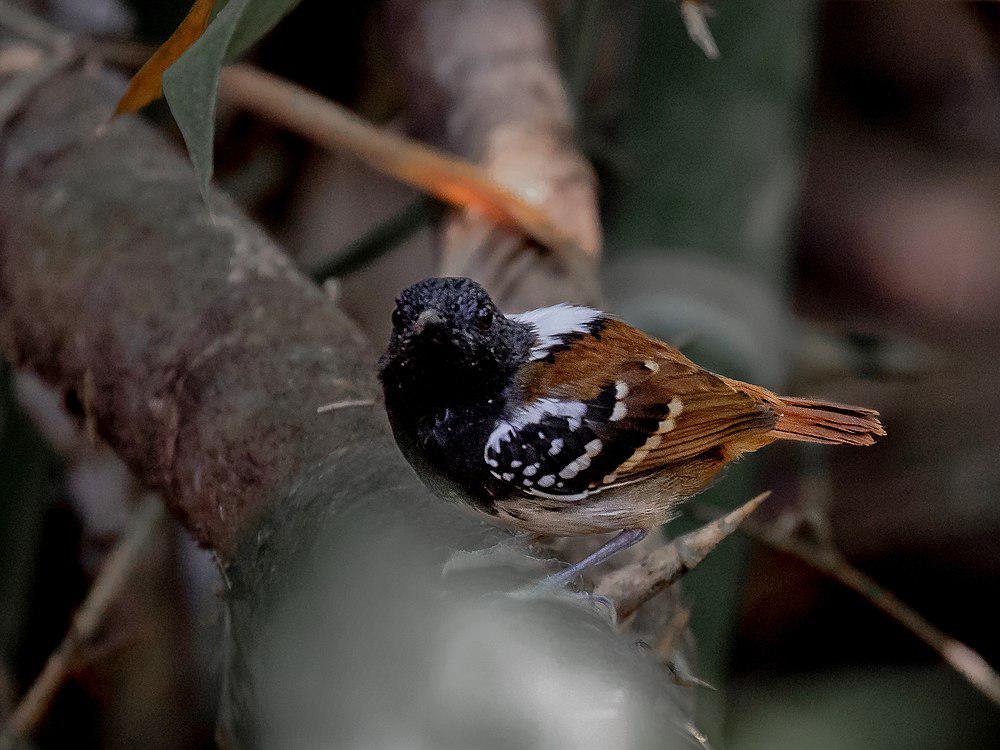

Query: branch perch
[[595, 492, 772, 619]]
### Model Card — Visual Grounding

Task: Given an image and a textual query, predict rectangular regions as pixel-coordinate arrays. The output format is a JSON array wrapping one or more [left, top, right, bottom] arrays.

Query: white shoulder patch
[[484, 398, 587, 457], [509, 304, 603, 361]]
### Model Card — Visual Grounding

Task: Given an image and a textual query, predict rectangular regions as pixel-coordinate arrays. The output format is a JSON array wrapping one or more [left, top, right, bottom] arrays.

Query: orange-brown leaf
[[115, 0, 215, 115]]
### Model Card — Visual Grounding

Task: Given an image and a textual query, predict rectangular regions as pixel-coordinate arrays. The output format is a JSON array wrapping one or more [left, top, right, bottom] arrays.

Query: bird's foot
[[538, 528, 648, 590]]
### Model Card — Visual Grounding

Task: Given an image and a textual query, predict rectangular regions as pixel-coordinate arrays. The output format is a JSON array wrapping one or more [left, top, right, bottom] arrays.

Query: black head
[[378, 277, 532, 407]]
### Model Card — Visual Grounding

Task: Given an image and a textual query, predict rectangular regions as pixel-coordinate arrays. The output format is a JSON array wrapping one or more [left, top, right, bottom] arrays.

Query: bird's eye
[[476, 305, 494, 331], [391, 307, 405, 331]]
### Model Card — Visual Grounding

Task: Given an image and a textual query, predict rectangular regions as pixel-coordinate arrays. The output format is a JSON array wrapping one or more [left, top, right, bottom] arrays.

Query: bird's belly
[[491, 460, 722, 535], [494, 486, 681, 536]]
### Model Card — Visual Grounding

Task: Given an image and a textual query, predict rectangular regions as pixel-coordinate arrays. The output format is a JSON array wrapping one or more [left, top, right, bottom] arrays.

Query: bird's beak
[[413, 308, 445, 335]]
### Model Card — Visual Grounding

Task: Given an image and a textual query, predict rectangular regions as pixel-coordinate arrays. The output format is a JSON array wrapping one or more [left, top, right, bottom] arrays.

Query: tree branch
[[217, 63, 579, 261], [697, 504, 1000, 708], [595, 492, 772, 619]]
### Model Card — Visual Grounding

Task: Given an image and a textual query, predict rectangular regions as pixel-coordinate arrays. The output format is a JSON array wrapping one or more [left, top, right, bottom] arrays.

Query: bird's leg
[[541, 528, 647, 588]]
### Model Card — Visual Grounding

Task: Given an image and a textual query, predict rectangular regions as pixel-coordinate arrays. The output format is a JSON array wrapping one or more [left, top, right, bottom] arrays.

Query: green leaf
[[162, 0, 302, 199]]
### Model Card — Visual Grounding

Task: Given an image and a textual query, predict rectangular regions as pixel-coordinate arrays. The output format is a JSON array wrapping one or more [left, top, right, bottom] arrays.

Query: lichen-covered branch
[[0, 56, 390, 558]]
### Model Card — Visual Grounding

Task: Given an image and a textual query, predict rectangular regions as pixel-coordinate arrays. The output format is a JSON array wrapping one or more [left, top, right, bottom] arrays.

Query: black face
[[378, 277, 531, 409]]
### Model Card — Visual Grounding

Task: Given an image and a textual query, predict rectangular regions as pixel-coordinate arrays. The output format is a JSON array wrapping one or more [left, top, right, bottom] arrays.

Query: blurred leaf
[[114, 0, 216, 115], [161, 0, 302, 197]]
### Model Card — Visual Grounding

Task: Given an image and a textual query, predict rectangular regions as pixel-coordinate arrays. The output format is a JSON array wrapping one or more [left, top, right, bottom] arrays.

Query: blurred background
[[2, 1, 999, 748]]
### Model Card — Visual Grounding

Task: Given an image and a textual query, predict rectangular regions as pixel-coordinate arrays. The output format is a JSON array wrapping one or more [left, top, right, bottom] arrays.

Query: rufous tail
[[726, 380, 885, 447]]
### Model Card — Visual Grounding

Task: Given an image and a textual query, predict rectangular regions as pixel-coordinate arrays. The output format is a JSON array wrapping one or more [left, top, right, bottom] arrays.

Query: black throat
[[378, 315, 534, 418], [378, 313, 535, 493]]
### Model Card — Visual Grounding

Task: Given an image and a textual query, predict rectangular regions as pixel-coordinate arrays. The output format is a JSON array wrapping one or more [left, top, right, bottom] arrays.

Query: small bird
[[378, 277, 884, 585]]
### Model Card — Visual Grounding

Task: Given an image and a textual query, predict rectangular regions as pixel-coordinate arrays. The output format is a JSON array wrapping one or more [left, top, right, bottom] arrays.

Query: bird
[[378, 277, 885, 586]]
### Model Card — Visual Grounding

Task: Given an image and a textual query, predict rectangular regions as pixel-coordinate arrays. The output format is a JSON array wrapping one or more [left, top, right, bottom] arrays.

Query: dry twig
[[0, 41, 78, 129], [595, 491, 772, 619], [0, 497, 166, 744], [698, 504, 1000, 708], [316, 399, 375, 413], [10, 4, 597, 299], [217, 64, 576, 259], [679, 0, 719, 60], [655, 607, 692, 662]]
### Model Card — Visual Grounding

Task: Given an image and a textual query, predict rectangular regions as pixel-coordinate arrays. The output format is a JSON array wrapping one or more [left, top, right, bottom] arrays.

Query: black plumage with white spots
[[379, 277, 883, 544]]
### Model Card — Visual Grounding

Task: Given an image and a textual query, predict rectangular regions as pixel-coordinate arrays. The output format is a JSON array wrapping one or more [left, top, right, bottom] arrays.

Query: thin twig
[[216, 63, 598, 300], [217, 64, 579, 258], [685, 721, 711, 749], [316, 399, 376, 414], [0, 42, 79, 130], [654, 607, 715, 689], [0, 2, 71, 48], [654, 607, 691, 662], [5, 5, 592, 283], [594, 491, 771, 619], [0, 496, 166, 744], [697, 504, 1000, 709], [679, 0, 719, 60]]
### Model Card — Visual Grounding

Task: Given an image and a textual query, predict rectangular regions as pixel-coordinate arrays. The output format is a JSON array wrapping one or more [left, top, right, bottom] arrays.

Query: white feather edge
[[485, 305, 611, 502], [485, 399, 586, 456], [484, 397, 646, 503], [509, 304, 603, 362]]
